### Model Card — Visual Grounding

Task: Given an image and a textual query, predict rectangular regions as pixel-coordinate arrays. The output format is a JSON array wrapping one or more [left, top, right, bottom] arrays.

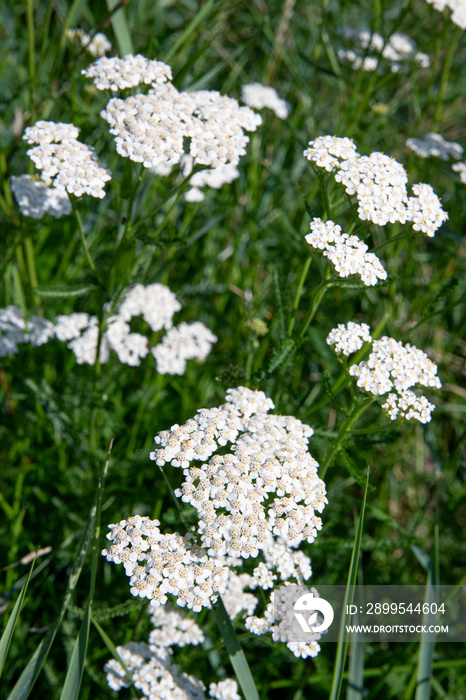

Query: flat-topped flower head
[[452, 161, 466, 184], [406, 133, 464, 161], [241, 83, 290, 119], [82, 54, 172, 90], [326, 322, 372, 355], [0, 306, 55, 357], [337, 28, 430, 72], [66, 29, 111, 57], [327, 322, 441, 423], [24, 121, 111, 199], [305, 218, 387, 286], [151, 387, 327, 558], [101, 78, 261, 171], [50, 283, 215, 371], [304, 136, 448, 235], [11, 175, 71, 219], [102, 516, 230, 611], [425, 0, 466, 29]]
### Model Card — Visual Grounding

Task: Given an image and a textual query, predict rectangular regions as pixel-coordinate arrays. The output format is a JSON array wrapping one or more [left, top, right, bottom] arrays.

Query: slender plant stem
[[297, 281, 331, 343], [288, 255, 313, 337], [433, 24, 462, 125], [26, 0, 36, 125], [320, 397, 375, 478], [69, 197, 102, 283]]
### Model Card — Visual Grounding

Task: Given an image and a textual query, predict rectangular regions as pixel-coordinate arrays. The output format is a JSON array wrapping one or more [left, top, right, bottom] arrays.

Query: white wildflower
[[406, 133, 464, 160], [0, 306, 55, 357], [66, 29, 111, 57], [327, 324, 442, 422], [101, 78, 261, 171], [241, 82, 290, 119], [151, 322, 217, 375], [10, 175, 71, 219], [425, 0, 466, 29], [326, 322, 372, 355], [102, 516, 230, 611], [304, 136, 448, 235], [452, 161, 466, 184], [338, 27, 430, 71], [24, 121, 111, 199], [151, 387, 327, 558], [82, 54, 172, 90], [305, 218, 387, 285]]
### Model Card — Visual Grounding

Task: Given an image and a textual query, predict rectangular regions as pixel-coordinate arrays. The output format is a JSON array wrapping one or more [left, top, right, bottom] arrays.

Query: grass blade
[[165, 0, 217, 64], [414, 525, 440, 700], [106, 0, 134, 56], [7, 444, 112, 700], [0, 559, 35, 678], [59, 441, 112, 700], [214, 595, 259, 700], [346, 609, 364, 700], [329, 467, 370, 700]]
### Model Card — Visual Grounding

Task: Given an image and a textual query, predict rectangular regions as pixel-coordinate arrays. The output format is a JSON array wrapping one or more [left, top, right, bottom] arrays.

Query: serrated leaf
[[339, 448, 375, 490]]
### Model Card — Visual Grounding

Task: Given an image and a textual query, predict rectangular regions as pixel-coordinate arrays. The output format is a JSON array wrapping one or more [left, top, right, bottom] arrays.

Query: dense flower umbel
[[241, 83, 290, 119], [102, 515, 230, 611], [82, 54, 172, 90], [0, 306, 55, 357], [305, 218, 387, 286], [327, 322, 441, 423], [304, 136, 448, 236], [151, 387, 327, 558], [326, 322, 372, 356], [10, 175, 71, 219], [23, 120, 111, 199], [100, 81, 261, 170], [452, 161, 466, 184], [54, 283, 216, 369], [425, 0, 466, 29], [66, 28, 111, 57], [406, 133, 464, 160], [105, 635, 241, 699], [337, 28, 430, 72]]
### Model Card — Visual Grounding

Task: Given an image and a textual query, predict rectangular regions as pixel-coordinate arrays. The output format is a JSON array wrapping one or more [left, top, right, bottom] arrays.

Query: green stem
[[69, 197, 102, 283], [26, 0, 36, 124], [320, 397, 375, 478], [287, 255, 313, 337], [433, 24, 462, 125], [213, 596, 259, 700], [297, 281, 330, 343]]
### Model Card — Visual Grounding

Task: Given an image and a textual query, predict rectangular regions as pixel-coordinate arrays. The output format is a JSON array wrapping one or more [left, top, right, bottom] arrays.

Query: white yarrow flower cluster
[[23, 120, 111, 199], [100, 76, 262, 171], [0, 306, 55, 357], [406, 133, 464, 160], [151, 387, 327, 558], [326, 322, 372, 355], [304, 136, 448, 236], [425, 0, 466, 29], [151, 322, 218, 375], [66, 28, 111, 57], [245, 585, 322, 659], [327, 323, 441, 423], [180, 155, 239, 202], [102, 515, 230, 611], [305, 218, 387, 286], [337, 28, 430, 72], [105, 637, 240, 699], [241, 82, 290, 119], [82, 54, 172, 90], [10, 175, 71, 219], [452, 161, 466, 184], [53, 283, 216, 370]]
